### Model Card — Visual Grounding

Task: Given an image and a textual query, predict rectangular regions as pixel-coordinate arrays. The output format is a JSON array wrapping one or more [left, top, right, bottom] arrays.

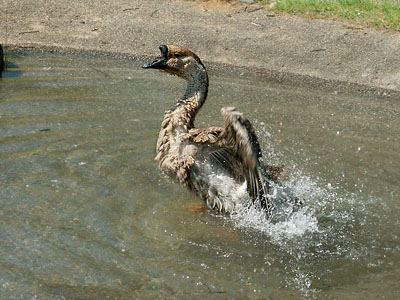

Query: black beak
[[142, 45, 168, 69]]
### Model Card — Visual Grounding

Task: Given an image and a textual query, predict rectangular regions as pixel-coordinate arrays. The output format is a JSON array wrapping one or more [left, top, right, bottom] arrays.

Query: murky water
[[1, 52, 399, 299]]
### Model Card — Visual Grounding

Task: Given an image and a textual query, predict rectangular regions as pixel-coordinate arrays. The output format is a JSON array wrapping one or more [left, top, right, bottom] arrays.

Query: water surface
[[0, 52, 399, 299]]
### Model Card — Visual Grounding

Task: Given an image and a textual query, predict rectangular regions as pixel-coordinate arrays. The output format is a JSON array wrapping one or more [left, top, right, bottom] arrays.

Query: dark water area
[[0, 52, 399, 299]]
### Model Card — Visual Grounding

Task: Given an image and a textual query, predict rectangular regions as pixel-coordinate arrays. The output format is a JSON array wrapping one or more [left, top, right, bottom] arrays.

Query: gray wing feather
[[220, 107, 273, 215]]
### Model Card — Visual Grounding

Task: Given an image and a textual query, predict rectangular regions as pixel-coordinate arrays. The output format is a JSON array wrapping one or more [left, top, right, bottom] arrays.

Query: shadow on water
[[0, 51, 399, 299], [0, 65, 23, 78], [0, 45, 3, 77], [0, 47, 23, 78]]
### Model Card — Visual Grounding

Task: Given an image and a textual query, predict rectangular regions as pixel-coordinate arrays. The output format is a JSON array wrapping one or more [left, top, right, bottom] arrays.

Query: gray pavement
[[1, 0, 400, 92]]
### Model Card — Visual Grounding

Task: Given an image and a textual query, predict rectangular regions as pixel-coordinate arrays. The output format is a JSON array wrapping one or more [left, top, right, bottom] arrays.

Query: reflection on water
[[1, 52, 399, 299]]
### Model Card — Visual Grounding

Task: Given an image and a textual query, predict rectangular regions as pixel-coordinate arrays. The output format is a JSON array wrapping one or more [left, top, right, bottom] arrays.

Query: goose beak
[[142, 45, 168, 69], [142, 55, 166, 69]]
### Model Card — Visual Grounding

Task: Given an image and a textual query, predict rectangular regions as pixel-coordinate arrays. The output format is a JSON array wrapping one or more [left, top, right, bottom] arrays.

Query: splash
[[229, 120, 356, 246], [230, 174, 320, 243]]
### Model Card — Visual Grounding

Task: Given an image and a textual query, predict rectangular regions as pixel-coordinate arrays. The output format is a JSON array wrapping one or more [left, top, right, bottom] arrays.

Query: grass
[[177, 1, 400, 30], [265, 0, 400, 31]]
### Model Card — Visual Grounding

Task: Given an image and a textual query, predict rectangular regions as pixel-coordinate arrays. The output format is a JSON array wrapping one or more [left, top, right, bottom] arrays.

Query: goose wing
[[189, 127, 223, 144], [188, 107, 275, 215], [218, 107, 273, 214]]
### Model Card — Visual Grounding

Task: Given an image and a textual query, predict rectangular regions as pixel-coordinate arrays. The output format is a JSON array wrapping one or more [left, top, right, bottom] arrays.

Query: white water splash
[[226, 158, 348, 245], [231, 189, 319, 243], [226, 123, 325, 243]]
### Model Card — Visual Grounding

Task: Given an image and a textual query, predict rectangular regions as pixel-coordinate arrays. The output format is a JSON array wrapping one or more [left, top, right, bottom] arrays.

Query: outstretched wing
[[219, 107, 273, 214]]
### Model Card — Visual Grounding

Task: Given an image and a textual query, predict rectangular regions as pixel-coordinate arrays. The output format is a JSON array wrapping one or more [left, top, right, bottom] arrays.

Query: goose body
[[143, 45, 298, 218]]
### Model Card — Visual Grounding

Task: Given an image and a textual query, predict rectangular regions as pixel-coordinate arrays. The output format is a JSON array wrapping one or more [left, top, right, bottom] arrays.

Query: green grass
[[268, 0, 400, 30]]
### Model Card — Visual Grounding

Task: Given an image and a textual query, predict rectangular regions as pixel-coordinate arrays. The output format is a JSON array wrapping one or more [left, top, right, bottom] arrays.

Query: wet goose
[[143, 45, 298, 219]]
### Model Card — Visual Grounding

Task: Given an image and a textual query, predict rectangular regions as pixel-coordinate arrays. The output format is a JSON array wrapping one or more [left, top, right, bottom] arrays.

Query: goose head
[[142, 45, 205, 80]]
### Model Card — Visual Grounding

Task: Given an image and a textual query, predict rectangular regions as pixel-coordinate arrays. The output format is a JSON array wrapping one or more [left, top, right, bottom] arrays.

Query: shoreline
[[1, 0, 400, 94], [5, 43, 399, 99]]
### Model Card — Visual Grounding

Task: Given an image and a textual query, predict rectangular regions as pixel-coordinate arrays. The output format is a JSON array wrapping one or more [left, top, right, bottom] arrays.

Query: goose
[[143, 45, 299, 219]]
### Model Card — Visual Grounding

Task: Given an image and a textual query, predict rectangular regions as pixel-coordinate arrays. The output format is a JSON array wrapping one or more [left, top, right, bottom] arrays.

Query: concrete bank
[[1, 0, 400, 93]]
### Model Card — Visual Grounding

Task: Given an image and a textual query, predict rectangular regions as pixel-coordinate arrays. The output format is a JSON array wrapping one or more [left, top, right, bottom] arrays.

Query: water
[[1, 52, 399, 299]]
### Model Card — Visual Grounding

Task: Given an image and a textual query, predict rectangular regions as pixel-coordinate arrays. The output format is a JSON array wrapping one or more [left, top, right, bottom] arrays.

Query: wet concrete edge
[[4, 43, 400, 100]]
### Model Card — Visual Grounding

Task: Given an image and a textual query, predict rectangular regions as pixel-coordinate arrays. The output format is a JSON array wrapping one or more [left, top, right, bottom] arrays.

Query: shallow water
[[1, 52, 399, 299]]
